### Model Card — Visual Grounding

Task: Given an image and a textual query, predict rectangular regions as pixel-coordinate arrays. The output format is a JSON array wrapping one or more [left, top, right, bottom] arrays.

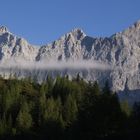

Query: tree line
[[0, 75, 139, 139]]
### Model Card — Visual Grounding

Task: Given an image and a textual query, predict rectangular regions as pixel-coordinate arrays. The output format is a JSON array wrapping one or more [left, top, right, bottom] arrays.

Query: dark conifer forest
[[0, 75, 139, 140]]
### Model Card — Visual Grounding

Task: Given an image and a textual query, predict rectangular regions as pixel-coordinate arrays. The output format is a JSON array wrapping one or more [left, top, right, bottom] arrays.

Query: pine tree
[[16, 101, 32, 131], [38, 87, 47, 125], [0, 115, 8, 136], [120, 100, 131, 116], [0, 114, 12, 136], [93, 81, 100, 95], [63, 94, 78, 126], [76, 73, 81, 82], [44, 97, 60, 122], [46, 75, 53, 96]]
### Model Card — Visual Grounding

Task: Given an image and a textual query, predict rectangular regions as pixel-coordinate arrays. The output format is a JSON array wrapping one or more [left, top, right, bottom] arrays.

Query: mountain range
[[0, 20, 140, 103]]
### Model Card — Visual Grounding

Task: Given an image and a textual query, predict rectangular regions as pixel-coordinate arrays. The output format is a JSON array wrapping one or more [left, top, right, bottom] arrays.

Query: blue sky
[[0, 0, 140, 45]]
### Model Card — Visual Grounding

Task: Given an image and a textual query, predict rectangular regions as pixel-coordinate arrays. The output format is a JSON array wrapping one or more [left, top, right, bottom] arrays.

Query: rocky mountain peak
[[120, 20, 140, 39], [1, 21, 140, 103], [134, 20, 140, 29], [0, 26, 9, 34], [66, 28, 86, 41], [71, 28, 85, 35]]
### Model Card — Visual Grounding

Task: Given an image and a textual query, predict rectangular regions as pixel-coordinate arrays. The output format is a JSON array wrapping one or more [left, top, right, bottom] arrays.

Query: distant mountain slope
[[0, 26, 38, 61], [0, 20, 140, 101]]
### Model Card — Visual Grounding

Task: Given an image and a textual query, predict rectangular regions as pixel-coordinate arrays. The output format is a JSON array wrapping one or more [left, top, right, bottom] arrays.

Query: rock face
[[0, 27, 38, 61], [0, 21, 140, 100]]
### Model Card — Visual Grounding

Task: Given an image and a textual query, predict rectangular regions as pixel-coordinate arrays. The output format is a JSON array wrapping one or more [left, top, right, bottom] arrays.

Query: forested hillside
[[0, 75, 139, 140]]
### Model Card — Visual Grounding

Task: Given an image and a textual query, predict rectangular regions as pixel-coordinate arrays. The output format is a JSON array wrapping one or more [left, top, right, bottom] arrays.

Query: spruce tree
[[63, 94, 78, 126], [16, 101, 32, 131]]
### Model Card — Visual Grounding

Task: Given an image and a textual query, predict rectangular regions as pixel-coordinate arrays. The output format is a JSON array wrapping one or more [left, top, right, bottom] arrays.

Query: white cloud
[[0, 59, 111, 71]]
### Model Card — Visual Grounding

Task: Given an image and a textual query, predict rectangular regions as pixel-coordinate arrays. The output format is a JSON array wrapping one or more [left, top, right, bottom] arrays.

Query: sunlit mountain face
[[0, 21, 140, 103]]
